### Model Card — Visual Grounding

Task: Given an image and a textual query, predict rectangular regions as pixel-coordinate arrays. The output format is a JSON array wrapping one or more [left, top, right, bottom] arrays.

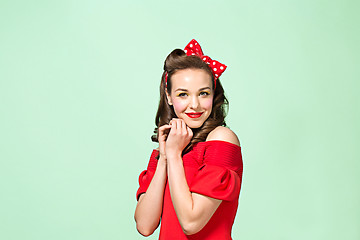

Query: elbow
[[134, 208, 160, 237], [181, 221, 202, 236], [135, 216, 155, 236], [134, 210, 156, 236], [136, 222, 155, 237]]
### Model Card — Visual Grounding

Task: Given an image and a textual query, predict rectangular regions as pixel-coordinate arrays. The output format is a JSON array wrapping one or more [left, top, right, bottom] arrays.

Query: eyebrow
[[175, 87, 211, 92]]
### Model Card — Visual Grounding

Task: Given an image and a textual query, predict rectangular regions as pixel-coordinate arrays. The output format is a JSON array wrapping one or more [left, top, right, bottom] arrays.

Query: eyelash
[[177, 92, 210, 97]]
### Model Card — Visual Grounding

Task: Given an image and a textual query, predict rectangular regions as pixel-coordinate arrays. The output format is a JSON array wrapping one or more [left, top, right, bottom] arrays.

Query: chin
[[184, 120, 204, 129]]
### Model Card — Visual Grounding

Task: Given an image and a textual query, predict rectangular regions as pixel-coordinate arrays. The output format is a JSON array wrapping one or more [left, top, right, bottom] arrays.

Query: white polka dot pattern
[[183, 39, 227, 88]]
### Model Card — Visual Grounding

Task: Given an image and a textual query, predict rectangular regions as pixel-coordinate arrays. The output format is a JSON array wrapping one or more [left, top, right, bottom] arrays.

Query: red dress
[[136, 140, 243, 240]]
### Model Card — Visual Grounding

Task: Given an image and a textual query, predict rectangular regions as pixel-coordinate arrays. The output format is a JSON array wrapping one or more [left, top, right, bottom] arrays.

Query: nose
[[190, 96, 200, 110]]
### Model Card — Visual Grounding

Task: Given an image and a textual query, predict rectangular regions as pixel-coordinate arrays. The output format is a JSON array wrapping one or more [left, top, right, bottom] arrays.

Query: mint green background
[[1, 0, 359, 239]]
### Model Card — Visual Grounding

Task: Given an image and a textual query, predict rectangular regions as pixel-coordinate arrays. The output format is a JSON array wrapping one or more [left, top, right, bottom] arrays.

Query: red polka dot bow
[[165, 39, 227, 89], [184, 39, 227, 88]]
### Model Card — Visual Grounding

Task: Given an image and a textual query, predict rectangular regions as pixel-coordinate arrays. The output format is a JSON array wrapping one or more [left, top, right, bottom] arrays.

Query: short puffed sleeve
[[189, 141, 243, 201], [136, 149, 159, 201]]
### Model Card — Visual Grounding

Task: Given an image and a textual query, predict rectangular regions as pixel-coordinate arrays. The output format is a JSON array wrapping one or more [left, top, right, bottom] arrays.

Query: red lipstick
[[185, 112, 203, 118]]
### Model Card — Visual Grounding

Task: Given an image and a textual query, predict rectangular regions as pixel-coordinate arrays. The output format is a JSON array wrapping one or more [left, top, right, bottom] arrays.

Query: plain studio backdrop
[[0, 0, 359, 239]]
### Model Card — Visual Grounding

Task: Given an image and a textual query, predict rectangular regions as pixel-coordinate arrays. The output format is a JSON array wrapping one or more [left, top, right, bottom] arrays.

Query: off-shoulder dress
[[136, 140, 243, 240]]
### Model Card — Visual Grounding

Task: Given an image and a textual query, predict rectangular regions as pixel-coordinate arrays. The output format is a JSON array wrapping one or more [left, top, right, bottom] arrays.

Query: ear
[[165, 90, 173, 106]]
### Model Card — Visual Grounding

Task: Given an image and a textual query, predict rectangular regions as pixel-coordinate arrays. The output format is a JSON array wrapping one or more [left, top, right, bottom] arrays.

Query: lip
[[185, 112, 204, 118]]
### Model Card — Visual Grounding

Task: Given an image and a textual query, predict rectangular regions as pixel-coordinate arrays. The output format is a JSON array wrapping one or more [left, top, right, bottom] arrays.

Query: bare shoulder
[[206, 126, 240, 146]]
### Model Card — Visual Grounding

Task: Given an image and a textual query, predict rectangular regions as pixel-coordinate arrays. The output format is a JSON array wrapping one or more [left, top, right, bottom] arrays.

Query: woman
[[134, 39, 243, 239]]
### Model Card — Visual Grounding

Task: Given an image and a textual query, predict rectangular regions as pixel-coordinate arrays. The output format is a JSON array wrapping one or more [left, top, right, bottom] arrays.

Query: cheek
[[172, 99, 187, 112], [202, 99, 213, 110]]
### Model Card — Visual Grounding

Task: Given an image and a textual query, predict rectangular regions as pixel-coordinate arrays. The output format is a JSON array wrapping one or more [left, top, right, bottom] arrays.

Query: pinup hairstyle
[[151, 49, 229, 155]]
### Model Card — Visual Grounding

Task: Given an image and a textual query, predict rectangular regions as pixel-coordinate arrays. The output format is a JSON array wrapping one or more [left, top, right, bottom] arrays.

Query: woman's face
[[166, 68, 214, 129]]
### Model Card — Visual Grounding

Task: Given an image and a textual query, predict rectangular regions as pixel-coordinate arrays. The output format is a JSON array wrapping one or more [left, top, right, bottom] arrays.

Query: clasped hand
[[158, 118, 193, 161]]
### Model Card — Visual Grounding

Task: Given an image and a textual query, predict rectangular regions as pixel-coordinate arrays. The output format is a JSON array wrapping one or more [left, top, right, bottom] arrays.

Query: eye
[[177, 92, 188, 97], [200, 91, 210, 96]]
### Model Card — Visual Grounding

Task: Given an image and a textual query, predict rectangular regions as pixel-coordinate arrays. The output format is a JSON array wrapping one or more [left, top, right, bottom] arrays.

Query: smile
[[185, 112, 204, 118]]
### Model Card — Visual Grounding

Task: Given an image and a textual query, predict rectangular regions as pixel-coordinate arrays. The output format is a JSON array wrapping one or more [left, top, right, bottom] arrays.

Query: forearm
[[134, 157, 167, 236], [167, 155, 195, 232]]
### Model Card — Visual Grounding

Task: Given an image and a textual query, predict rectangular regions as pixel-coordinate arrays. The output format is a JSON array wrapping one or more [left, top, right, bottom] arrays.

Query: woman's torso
[[158, 141, 242, 240]]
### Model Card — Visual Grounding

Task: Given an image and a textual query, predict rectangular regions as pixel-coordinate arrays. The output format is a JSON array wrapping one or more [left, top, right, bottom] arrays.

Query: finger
[[181, 120, 187, 135], [170, 119, 177, 134], [175, 119, 182, 134], [187, 126, 193, 138], [159, 125, 171, 134], [169, 118, 178, 125], [159, 124, 171, 130], [159, 127, 171, 140], [172, 118, 178, 130]]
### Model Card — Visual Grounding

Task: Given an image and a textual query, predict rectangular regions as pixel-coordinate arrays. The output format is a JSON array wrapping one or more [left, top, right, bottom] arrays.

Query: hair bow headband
[[165, 39, 227, 89]]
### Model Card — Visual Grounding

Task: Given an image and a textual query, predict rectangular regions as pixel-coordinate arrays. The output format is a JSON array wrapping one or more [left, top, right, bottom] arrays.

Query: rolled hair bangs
[[152, 48, 229, 155]]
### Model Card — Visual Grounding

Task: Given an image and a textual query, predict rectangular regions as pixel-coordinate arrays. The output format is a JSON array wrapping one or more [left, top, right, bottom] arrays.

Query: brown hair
[[151, 49, 229, 155]]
